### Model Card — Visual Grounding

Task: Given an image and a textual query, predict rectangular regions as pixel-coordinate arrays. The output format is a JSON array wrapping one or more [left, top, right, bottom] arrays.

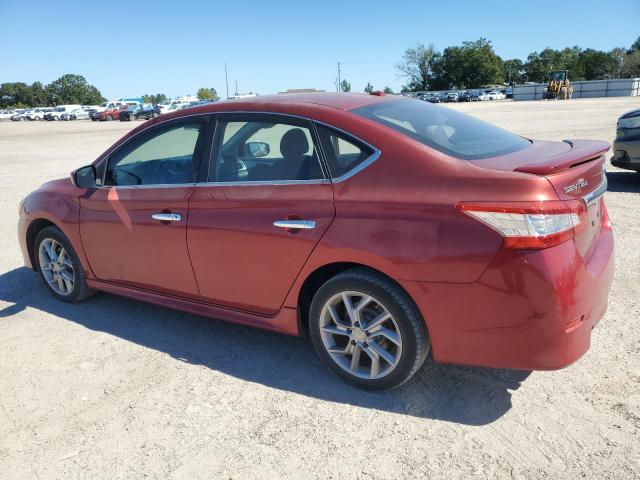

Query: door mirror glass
[[245, 141, 270, 158], [73, 165, 96, 188]]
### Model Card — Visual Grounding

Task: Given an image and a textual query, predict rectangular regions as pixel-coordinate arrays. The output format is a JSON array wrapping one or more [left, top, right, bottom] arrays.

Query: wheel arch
[[295, 261, 424, 334], [26, 218, 58, 271]]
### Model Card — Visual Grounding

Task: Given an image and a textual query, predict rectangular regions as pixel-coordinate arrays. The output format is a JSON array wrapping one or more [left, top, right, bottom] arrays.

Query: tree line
[[0, 74, 105, 109], [1, 75, 221, 110], [396, 36, 640, 91]]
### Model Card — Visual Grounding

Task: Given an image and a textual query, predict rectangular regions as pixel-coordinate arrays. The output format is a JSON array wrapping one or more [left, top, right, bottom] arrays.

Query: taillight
[[457, 200, 586, 249]]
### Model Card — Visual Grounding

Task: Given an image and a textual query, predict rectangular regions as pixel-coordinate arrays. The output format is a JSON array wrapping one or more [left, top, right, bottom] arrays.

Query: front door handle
[[152, 213, 182, 222], [273, 219, 316, 230]]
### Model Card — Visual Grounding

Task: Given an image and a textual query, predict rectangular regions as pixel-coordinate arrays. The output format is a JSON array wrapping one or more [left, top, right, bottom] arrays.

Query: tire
[[34, 226, 95, 303], [106, 114, 112, 121], [308, 268, 429, 391]]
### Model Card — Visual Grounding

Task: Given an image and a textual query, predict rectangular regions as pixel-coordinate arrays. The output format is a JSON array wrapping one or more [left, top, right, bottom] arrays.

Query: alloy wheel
[[38, 238, 75, 296], [319, 290, 402, 380]]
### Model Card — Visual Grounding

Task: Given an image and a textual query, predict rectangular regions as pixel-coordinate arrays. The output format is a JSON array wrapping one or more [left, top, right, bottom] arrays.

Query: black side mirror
[[72, 165, 96, 188]]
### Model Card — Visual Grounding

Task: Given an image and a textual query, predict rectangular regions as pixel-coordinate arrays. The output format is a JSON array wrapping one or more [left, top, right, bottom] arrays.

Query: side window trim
[[204, 112, 330, 185], [99, 114, 213, 188]]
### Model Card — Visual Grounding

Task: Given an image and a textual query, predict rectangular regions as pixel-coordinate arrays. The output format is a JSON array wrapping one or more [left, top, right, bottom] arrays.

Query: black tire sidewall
[[309, 271, 427, 391], [34, 226, 88, 303]]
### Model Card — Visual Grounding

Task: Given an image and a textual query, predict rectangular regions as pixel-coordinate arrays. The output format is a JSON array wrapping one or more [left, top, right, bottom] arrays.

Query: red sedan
[[18, 93, 614, 390], [97, 106, 128, 121]]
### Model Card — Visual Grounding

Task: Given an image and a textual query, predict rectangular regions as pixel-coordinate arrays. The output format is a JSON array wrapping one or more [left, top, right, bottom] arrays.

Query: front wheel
[[309, 268, 429, 391], [106, 114, 112, 121], [34, 226, 94, 303]]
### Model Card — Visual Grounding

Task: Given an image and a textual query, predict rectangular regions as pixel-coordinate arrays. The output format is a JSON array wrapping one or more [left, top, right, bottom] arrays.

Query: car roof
[[201, 92, 401, 112]]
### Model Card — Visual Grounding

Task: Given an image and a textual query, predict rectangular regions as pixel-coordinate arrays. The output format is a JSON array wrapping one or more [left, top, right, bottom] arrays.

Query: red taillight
[[457, 200, 587, 249]]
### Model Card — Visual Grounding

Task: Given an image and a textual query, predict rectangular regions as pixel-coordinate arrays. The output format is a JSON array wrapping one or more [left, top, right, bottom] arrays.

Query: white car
[[44, 105, 82, 120], [61, 108, 89, 121], [0, 109, 18, 120], [158, 100, 190, 115], [486, 90, 506, 100], [26, 108, 53, 121]]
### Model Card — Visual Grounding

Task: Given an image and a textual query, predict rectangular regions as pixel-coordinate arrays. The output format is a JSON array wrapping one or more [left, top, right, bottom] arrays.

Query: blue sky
[[1, 0, 638, 99]]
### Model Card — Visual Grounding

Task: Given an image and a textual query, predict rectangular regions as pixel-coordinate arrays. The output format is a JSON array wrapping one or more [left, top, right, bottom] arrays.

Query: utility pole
[[337, 62, 342, 92], [224, 63, 229, 99], [235, 80, 238, 96]]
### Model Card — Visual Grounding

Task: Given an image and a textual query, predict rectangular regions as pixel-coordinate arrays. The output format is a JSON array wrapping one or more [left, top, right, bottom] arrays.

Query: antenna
[[225, 63, 229, 99]]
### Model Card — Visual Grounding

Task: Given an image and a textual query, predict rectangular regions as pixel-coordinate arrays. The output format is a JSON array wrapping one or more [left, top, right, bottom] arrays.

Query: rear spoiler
[[514, 140, 610, 175]]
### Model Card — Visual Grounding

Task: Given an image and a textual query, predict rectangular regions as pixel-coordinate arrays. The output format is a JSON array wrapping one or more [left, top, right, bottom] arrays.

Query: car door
[[79, 115, 212, 297], [187, 113, 335, 315]]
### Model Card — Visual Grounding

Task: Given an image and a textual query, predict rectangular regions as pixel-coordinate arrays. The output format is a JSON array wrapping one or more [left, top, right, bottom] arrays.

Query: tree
[[340, 79, 351, 92], [395, 43, 438, 91], [579, 49, 620, 79], [383, 86, 394, 94], [364, 82, 374, 93], [44, 74, 104, 105], [431, 38, 504, 89], [0, 82, 34, 108], [143, 93, 168, 104], [197, 87, 219, 101], [31, 81, 47, 106], [524, 47, 583, 82], [503, 59, 525, 84], [628, 36, 640, 54]]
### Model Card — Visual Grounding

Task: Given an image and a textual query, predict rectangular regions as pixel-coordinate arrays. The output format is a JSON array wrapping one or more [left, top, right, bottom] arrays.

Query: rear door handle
[[152, 213, 182, 222], [273, 219, 316, 229]]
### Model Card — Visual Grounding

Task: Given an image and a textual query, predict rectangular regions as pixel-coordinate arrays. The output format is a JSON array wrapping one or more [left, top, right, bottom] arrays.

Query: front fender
[[19, 178, 93, 277]]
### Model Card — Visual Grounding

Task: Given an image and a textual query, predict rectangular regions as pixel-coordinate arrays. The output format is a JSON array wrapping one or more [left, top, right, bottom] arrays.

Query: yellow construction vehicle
[[545, 70, 573, 100]]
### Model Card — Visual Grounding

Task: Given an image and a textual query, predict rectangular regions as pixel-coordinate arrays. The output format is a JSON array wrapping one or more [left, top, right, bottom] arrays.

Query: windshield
[[353, 100, 530, 160]]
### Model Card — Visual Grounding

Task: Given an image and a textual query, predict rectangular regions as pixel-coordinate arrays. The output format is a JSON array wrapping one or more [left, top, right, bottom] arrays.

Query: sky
[[1, 0, 638, 99]]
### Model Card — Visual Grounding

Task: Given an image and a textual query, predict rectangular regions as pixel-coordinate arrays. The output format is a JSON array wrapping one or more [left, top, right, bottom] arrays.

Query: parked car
[[11, 110, 32, 121], [25, 108, 53, 121], [89, 101, 133, 120], [611, 107, 640, 173], [445, 92, 459, 103], [44, 105, 82, 120], [0, 109, 18, 120], [61, 109, 90, 121], [119, 104, 161, 121], [486, 90, 506, 100], [18, 93, 613, 391], [96, 106, 128, 121]]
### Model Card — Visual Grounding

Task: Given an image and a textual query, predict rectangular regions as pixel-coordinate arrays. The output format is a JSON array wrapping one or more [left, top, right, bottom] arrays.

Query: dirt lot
[[1, 97, 639, 479]]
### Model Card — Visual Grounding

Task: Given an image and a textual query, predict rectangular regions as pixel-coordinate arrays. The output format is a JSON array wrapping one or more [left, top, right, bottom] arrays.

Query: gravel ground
[[0, 97, 639, 479]]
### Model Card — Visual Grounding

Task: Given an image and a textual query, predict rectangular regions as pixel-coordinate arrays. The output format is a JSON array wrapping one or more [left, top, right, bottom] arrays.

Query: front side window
[[354, 100, 530, 160], [210, 116, 324, 182], [316, 125, 374, 178], [105, 117, 208, 186]]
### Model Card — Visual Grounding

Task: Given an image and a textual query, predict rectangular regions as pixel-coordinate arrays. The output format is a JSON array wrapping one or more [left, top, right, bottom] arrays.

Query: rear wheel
[[34, 226, 94, 303], [309, 268, 429, 390], [106, 114, 112, 121]]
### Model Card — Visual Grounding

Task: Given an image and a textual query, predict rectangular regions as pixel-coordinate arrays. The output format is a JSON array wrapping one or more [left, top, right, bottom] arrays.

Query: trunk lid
[[470, 139, 610, 260]]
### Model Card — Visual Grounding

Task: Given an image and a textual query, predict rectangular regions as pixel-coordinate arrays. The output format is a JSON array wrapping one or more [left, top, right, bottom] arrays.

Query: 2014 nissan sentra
[[18, 92, 614, 390]]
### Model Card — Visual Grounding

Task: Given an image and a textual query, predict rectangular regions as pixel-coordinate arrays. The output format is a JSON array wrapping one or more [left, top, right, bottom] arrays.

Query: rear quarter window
[[316, 125, 375, 179], [354, 100, 530, 160]]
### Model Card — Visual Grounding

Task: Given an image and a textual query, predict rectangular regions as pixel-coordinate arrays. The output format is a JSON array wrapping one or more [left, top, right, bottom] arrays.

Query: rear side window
[[353, 100, 530, 160], [316, 125, 374, 178]]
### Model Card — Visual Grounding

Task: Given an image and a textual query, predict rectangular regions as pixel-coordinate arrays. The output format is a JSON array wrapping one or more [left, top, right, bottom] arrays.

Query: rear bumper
[[402, 205, 614, 371]]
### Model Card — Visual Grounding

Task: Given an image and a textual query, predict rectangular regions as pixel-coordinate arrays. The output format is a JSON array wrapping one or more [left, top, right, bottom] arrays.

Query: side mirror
[[72, 165, 96, 188], [246, 141, 270, 158]]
